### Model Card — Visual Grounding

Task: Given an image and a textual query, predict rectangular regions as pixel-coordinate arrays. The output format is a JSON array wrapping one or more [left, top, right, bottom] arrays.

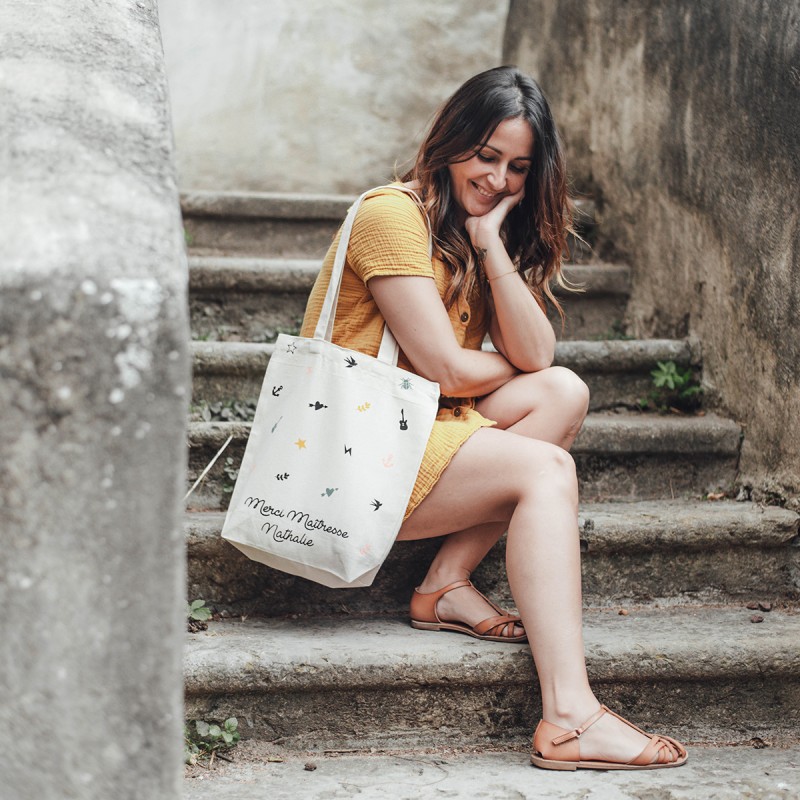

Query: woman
[[301, 66, 687, 770]]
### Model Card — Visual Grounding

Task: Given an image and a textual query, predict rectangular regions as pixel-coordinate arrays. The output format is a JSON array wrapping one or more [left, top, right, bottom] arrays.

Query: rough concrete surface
[[184, 500, 798, 616], [0, 1, 188, 797], [183, 609, 800, 748], [159, 0, 510, 193], [184, 746, 800, 800], [505, 0, 800, 506]]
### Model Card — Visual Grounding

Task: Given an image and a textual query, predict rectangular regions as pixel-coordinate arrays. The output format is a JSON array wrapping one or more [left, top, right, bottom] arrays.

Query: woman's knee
[[538, 366, 590, 417], [518, 439, 578, 500]]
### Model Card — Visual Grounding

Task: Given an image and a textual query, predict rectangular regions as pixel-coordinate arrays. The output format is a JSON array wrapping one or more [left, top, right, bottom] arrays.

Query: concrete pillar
[[0, 1, 189, 798]]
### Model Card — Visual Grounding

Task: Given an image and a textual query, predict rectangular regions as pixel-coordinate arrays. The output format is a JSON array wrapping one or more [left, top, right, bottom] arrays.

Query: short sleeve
[[347, 189, 435, 284]]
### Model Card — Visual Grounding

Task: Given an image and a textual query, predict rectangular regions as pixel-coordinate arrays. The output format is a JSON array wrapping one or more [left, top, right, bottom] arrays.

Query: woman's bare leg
[[412, 367, 590, 631], [399, 428, 681, 764]]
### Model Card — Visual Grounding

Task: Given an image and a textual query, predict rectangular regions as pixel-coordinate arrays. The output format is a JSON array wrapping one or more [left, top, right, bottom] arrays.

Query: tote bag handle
[[312, 185, 432, 367]]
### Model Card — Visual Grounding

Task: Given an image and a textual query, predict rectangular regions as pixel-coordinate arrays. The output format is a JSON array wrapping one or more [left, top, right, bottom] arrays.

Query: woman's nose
[[486, 164, 506, 190]]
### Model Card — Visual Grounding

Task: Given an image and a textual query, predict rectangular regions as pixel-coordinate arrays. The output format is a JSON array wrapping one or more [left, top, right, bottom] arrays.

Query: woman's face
[[447, 117, 534, 220]]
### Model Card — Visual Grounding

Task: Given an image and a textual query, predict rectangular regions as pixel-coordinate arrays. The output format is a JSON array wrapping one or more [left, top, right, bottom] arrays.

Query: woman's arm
[[369, 275, 518, 397], [467, 192, 556, 372]]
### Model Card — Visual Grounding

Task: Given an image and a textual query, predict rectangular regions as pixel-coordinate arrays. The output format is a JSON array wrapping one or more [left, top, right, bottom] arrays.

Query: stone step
[[188, 256, 631, 342], [181, 191, 597, 259], [185, 501, 799, 617], [190, 337, 692, 413], [184, 413, 742, 512], [183, 606, 800, 750], [183, 745, 800, 800]]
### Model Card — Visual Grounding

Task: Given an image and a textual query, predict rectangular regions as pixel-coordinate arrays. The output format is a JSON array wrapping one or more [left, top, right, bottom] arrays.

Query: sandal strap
[[410, 580, 524, 638], [410, 580, 473, 624], [551, 705, 607, 746], [473, 613, 520, 637]]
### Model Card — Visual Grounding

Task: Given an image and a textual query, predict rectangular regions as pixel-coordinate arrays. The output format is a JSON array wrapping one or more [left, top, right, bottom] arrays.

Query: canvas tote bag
[[221, 186, 440, 588]]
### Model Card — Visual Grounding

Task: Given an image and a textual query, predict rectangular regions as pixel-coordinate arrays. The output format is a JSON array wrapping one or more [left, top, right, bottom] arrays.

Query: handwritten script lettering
[[261, 522, 313, 547], [244, 497, 350, 543]]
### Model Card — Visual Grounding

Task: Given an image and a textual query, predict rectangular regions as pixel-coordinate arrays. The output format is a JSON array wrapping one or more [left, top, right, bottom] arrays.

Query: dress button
[[453, 407, 462, 417], [460, 312, 469, 323]]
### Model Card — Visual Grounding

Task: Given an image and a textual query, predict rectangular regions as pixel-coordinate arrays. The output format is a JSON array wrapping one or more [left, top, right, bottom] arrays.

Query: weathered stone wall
[[158, 0, 510, 193], [0, 1, 188, 797], [505, 0, 800, 505]]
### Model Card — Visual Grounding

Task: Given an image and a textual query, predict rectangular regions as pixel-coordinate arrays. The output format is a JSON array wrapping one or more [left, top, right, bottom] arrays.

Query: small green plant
[[184, 718, 240, 765], [188, 599, 212, 622], [184, 228, 195, 247], [640, 361, 702, 412], [222, 456, 240, 494], [187, 599, 212, 632]]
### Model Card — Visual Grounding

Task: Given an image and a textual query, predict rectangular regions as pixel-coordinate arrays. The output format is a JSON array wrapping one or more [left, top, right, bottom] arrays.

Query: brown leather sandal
[[409, 579, 527, 643], [531, 704, 688, 770]]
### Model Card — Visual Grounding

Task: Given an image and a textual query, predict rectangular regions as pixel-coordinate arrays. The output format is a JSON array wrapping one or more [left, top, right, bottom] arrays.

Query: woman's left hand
[[464, 186, 525, 249]]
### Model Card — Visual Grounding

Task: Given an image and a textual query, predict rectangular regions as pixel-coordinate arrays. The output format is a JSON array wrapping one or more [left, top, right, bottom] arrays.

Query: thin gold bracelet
[[487, 269, 518, 282]]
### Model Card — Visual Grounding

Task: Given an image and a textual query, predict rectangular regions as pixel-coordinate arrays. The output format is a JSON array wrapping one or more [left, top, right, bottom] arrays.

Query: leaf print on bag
[[357, 402, 371, 413]]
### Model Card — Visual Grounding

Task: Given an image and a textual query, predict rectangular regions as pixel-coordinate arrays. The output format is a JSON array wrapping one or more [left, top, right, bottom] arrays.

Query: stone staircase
[[182, 191, 800, 761]]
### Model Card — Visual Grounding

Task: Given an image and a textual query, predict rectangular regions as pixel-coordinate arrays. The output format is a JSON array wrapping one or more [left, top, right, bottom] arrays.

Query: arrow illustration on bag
[[276, 473, 290, 481], [309, 401, 328, 410]]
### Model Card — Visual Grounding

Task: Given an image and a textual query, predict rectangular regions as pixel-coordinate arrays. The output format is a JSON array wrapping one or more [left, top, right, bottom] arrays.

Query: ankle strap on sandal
[[551, 705, 607, 746]]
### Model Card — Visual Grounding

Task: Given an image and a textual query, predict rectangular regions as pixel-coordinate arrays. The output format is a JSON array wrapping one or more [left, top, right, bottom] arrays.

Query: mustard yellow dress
[[300, 185, 496, 520]]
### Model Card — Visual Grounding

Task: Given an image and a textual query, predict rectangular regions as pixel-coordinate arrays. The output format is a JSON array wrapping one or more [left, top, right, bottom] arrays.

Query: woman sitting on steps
[[301, 65, 688, 771]]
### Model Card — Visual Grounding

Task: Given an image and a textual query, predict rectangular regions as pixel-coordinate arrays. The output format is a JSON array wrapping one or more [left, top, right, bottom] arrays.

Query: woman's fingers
[[465, 187, 526, 244]]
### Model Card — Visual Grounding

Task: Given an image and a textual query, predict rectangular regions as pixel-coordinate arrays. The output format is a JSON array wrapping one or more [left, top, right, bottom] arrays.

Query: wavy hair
[[402, 66, 577, 315]]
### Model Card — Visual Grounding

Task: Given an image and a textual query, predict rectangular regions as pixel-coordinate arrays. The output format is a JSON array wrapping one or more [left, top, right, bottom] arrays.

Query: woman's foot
[[411, 578, 526, 640], [533, 704, 686, 769]]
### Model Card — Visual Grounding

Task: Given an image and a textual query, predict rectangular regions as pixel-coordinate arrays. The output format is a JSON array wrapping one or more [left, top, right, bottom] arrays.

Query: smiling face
[[447, 116, 534, 221]]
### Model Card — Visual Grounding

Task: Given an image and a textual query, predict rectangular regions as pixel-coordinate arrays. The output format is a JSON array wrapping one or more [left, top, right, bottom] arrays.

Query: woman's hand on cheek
[[464, 187, 525, 249]]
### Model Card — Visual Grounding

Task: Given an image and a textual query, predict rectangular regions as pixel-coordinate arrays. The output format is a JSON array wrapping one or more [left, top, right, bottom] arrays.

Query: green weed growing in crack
[[184, 718, 240, 766], [187, 598, 212, 632], [222, 456, 240, 494], [639, 360, 703, 413]]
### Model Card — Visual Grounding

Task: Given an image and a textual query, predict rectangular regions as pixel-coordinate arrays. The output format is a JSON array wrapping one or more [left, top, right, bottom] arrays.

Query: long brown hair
[[402, 66, 576, 316]]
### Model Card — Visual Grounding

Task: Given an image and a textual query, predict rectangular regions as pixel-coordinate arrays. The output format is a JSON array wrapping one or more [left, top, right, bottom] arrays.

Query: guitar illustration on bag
[[399, 409, 408, 431]]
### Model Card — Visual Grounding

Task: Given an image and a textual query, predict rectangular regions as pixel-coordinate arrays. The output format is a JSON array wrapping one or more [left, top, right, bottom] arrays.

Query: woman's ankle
[[417, 566, 471, 594], [541, 688, 601, 729]]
